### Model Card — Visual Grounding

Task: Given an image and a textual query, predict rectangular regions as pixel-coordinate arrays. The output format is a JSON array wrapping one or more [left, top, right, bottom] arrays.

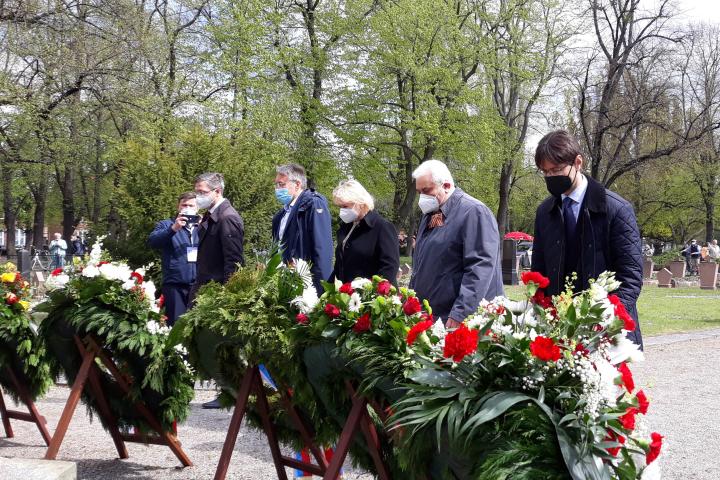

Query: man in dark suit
[[271, 163, 333, 292], [147, 192, 199, 326], [531, 130, 643, 347], [193, 172, 244, 408]]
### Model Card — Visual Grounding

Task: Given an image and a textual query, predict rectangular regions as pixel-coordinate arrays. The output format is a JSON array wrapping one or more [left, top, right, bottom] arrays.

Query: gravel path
[[1, 330, 718, 479]]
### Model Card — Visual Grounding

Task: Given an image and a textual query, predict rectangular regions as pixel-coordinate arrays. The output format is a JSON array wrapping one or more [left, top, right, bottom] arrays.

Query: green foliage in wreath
[[36, 264, 194, 433], [169, 250, 339, 449], [0, 265, 54, 403]]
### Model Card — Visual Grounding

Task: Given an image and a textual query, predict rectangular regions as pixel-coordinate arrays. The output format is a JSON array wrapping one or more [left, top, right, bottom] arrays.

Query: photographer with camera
[[148, 192, 200, 326]]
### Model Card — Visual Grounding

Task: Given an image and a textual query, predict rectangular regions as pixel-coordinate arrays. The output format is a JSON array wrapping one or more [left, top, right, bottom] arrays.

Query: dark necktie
[[563, 197, 576, 237]]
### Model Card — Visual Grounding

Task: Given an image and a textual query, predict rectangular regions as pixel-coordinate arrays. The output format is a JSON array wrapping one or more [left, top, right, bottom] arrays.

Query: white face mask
[[195, 194, 213, 210], [339, 207, 359, 223], [418, 194, 440, 214], [180, 207, 198, 216]]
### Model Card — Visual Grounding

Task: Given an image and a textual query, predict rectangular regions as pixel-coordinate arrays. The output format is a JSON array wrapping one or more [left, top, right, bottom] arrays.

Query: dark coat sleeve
[[530, 210, 547, 276], [148, 220, 174, 249], [375, 218, 400, 286], [307, 195, 334, 290], [220, 214, 245, 282]]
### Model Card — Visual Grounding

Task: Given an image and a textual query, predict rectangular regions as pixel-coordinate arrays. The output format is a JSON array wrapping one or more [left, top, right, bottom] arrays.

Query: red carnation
[[5, 292, 18, 305], [376, 280, 392, 296], [605, 430, 626, 457], [324, 303, 341, 319], [574, 343, 589, 357], [97, 261, 110, 266], [529, 336, 562, 362], [646, 432, 663, 464], [636, 390, 649, 415], [296, 313, 310, 325], [353, 312, 371, 332], [406, 320, 433, 346], [608, 294, 636, 331], [619, 407, 638, 431], [51, 268, 64, 276], [339, 283, 354, 295], [130, 271, 144, 284], [532, 290, 553, 309], [443, 325, 479, 362], [402, 296, 422, 316], [157, 294, 165, 308], [617, 362, 635, 393], [521, 271, 550, 289], [14, 272, 22, 282]]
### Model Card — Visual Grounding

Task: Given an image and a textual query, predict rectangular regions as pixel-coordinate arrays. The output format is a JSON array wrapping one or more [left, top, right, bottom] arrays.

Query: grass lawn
[[504, 284, 720, 337]]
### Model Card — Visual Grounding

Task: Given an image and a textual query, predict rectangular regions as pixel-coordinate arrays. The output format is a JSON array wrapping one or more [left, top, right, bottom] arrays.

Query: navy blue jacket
[[531, 176, 643, 347], [272, 189, 333, 291], [147, 219, 199, 286]]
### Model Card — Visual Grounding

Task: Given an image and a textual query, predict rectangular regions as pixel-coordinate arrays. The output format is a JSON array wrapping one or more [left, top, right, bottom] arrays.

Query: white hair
[[332, 179, 374, 211], [412, 160, 454, 186]]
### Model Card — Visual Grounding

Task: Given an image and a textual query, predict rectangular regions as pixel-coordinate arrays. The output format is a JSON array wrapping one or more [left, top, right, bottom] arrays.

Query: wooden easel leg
[[323, 395, 367, 480], [358, 411, 391, 480], [87, 337, 192, 467], [0, 387, 14, 438], [214, 368, 258, 480], [253, 372, 289, 480], [5, 366, 51, 446], [45, 345, 96, 459], [280, 392, 329, 471]]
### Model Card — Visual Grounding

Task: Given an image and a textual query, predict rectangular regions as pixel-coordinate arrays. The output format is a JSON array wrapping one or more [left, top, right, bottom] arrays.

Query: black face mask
[[544, 167, 578, 197]]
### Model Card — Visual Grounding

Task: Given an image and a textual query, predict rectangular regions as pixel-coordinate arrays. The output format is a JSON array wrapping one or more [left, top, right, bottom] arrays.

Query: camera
[[184, 214, 201, 225]]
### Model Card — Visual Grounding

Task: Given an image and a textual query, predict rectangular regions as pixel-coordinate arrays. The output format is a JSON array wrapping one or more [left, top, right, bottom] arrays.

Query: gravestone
[[699, 262, 718, 290], [16, 249, 31, 279], [656, 268, 673, 288], [668, 260, 686, 279], [642, 258, 654, 279], [501, 239, 519, 285]]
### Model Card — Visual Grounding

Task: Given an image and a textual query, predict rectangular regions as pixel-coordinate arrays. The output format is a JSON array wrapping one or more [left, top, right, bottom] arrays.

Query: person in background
[[49, 233, 67, 269], [681, 240, 701, 275], [329, 179, 399, 285], [71, 235, 85, 256], [531, 130, 643, 347], [147, 192, 199, 327], [192, 172, 245, 409], [410, 160, 503, 328], [708, 239, 720, 261], [271, 163, 333, 292]]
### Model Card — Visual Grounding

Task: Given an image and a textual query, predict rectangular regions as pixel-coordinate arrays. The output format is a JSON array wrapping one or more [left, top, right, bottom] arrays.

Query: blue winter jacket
[[147, 219, 199, 286], [531, 176, 644, 348], [271, 189, 333, 292]]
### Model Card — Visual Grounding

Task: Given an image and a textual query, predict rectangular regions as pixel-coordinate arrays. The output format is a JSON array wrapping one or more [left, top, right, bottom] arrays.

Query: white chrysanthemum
[[99, 262, 132, 282], [147, 320, 169, 335], [121, 279, 136, 290], [431, 319, 446, 339], [607, 334, 645, 364], [351, 278, 372, 290], [134, 267, 146, 277], [45, 274, 70, 290], [348, 292, 361, 312], [142, 281, 156, 302], [291, 286, 319, 314], [528, 328, 538, 340], [512, 331, 527, 340], [82, 264, 100, 278], [593, 354, 622, 407], [391, 295, 402, 306], [174, 344, 188, 356], [465, 313, 488, 330], [589, 283, 608, 302], [501, 298, 530, 314]]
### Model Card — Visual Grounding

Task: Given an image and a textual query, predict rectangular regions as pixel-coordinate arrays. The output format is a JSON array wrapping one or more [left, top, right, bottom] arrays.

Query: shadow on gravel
[[75, 458, 185, 479]]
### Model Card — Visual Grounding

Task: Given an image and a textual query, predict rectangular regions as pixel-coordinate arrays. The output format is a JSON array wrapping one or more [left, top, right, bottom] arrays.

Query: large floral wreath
[[36, 238, 194, 432], [0, 262, 54, 402]]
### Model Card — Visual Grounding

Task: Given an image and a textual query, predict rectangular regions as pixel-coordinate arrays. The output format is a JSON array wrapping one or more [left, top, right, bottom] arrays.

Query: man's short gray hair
[[276, 163, 307, 189], [412, 160, 454, 186], [195, 172, 225, 193]]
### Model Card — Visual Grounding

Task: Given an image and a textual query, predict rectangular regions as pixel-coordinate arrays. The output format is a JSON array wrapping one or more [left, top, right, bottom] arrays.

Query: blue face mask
[[275, 188, 292, 205]]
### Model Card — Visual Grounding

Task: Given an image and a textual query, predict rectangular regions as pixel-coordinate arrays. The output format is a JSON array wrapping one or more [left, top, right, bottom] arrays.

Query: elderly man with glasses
[[531, 130, 644, 348]]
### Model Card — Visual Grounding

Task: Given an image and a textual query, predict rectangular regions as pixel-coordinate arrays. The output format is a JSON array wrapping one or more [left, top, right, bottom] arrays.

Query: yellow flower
[[18, 300, 30, 311], [1, 272, 16, 283]]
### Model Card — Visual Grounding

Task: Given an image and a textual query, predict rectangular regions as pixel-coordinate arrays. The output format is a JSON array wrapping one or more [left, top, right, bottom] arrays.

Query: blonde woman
[[330, 179, 400, 285]]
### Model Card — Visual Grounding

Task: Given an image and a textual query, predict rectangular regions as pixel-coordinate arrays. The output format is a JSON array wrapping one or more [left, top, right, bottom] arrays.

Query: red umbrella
[[504, 231, 534, 241]]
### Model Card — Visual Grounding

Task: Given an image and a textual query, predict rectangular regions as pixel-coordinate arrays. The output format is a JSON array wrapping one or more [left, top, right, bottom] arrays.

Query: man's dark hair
[[177, 191, 196, 203], [534, 130, 583, 168]]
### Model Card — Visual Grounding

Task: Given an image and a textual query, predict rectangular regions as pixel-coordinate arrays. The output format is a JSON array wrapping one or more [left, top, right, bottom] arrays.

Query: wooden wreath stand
[[214, 367, 390, 480], [0, 366, 52, 446], [44, 334, 192, 467]]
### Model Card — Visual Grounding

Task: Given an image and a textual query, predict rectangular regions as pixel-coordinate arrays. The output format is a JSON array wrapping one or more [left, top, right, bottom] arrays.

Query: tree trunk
[[496, 161, 513, 238], [2, 164, 17, 257], [31, 174, 47, 249]]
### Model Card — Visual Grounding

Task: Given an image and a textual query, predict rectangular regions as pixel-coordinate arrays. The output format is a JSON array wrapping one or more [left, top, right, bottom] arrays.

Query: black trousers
[[162, 283, 191, 326]]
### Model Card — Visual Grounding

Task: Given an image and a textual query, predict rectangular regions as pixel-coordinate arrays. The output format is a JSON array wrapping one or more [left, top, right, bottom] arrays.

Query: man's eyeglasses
[[195, 189, 213, 195], [536, 164, 570, 177]]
